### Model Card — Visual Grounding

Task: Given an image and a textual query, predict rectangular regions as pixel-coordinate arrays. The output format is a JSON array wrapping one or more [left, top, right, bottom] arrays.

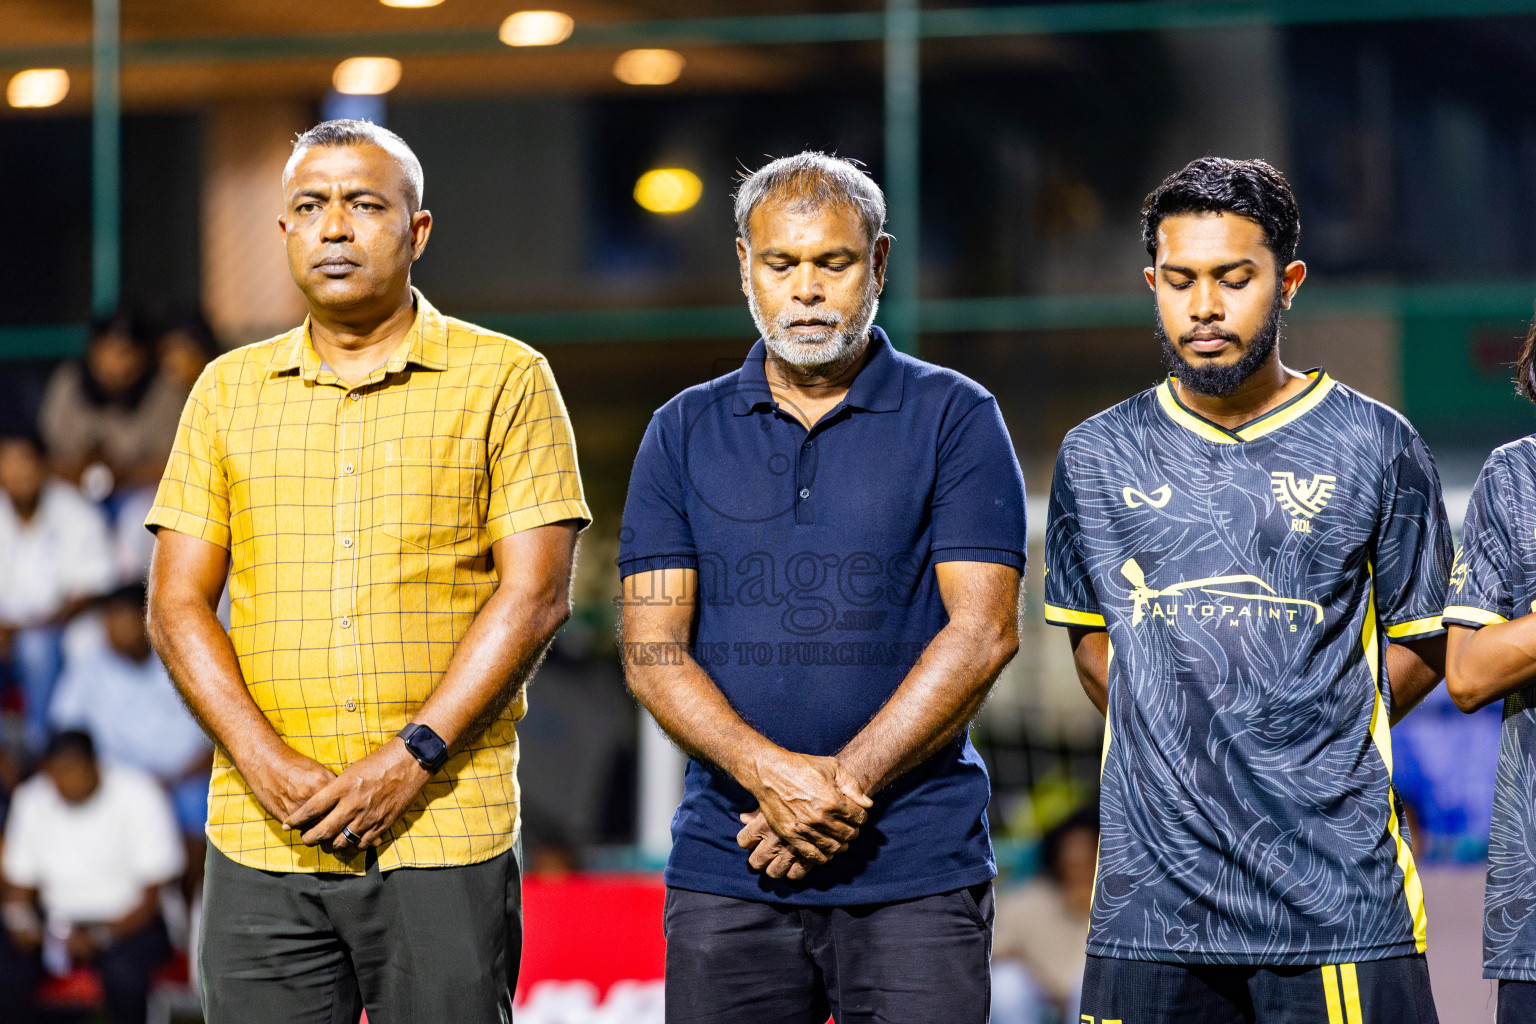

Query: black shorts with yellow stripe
[[1079, 954, 1438, 1024]]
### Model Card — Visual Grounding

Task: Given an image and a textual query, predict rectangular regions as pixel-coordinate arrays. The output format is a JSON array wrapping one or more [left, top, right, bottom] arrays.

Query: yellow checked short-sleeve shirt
[[147, 292, 589, 873]]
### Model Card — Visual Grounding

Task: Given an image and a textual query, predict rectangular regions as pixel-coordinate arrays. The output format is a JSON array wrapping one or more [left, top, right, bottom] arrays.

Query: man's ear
[[872, 235, 891, 294], [1143, 266, 1156, 291], [1279, 259, 1307, 310], [410, 209, 433, 262], [736, 236, 750, 297]]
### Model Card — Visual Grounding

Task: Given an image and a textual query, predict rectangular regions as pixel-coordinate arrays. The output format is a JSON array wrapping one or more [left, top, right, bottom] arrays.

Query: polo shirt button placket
[[796, 435, 817, 524]]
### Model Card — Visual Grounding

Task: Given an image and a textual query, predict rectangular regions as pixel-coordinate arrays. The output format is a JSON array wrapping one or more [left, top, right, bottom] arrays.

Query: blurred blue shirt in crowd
[[1392, 683, 1501, 862]]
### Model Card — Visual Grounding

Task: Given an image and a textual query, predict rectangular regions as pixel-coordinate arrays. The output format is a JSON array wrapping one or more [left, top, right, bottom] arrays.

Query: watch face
[[406, 724, 448, 769]]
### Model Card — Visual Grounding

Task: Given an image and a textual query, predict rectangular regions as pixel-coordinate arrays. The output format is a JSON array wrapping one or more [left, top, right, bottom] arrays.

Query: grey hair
[[733, 152, 887, 247], [286, 119, 425, 211]]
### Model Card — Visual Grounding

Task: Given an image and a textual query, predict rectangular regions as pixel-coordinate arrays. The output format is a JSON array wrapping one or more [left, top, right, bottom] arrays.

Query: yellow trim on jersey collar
[[1156, 370, 1336, 445], [1443, 604, 1509, 627]]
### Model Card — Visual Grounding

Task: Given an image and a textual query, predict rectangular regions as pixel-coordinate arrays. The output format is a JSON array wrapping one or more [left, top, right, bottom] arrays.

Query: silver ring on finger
[[340, 825, 364, 845]]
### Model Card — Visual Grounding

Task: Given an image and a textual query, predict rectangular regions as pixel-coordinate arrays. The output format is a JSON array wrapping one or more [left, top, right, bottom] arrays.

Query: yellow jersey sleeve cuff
[[1383, 615, 1445, 640], [1044, 604, 1106, 629], [1441, 605, 1509, 628]]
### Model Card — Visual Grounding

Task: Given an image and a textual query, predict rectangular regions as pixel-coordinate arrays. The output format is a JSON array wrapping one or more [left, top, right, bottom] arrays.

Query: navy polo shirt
[[618, 326, 1026, 906]]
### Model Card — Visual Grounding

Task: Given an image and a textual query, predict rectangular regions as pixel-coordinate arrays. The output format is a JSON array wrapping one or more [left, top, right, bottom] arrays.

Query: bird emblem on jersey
[[1270, 471, 1336, 533]]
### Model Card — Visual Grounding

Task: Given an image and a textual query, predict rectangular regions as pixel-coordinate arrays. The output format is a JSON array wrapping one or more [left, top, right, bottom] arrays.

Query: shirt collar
[[729, 325, 905, 416], [268, 288, 449, 380]]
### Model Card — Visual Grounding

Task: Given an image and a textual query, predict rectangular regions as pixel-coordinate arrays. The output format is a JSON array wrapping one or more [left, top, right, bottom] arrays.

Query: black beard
[[1155, 291, 1284, 398]]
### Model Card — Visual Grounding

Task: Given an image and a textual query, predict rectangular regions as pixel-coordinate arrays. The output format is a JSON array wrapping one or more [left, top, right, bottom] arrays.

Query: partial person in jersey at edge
[[144, 120, 589, 1024], [1444, 325, 1536, 1024], [1046, 157, 1450, 1024], [619, 152, 1026, 1024]]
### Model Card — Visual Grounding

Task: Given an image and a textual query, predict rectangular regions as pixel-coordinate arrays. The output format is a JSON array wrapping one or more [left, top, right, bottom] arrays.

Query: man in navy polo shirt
[[619, 152, 1027, 1023]]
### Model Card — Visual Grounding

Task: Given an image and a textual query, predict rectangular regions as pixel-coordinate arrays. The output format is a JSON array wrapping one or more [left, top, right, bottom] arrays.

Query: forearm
[[1068, 627, 1110, 715], [2, 887, 40, 946], [412, 566, 570, 751], [106, 889, 161, 940], [1383, 635, 1445, 724], [623, 650, 778, 788], [839, 614, 1018, 795], [1447, 620, 1536, 711], [148, 589, 287, 770]]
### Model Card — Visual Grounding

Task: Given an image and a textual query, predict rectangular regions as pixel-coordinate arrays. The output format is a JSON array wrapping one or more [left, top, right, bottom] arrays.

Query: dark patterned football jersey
[[1045, 370, 1452, 965], [1443, 436, 1536, 981]]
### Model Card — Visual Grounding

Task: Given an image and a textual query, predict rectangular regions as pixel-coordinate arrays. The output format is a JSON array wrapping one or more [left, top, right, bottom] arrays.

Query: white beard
[[748, 282, 880, 375]]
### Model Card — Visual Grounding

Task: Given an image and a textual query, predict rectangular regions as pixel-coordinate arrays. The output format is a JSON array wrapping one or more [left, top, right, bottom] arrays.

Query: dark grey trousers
[[200, 844, 521, 1024], [663, 883, 994, 1024]]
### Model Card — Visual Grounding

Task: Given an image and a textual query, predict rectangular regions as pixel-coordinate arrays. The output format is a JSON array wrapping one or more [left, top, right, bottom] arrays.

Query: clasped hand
[[247, 738, 430, 851], [736, 752, 872, 881]]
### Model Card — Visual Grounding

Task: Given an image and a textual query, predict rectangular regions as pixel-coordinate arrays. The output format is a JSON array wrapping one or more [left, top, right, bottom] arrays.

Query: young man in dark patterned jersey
[[1445, 332, 1536, 1024], [1045, 157, 1451, 1023]]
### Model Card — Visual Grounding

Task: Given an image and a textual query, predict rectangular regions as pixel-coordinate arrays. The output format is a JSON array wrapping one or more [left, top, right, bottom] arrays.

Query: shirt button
[[340, 616, 352, 629], [344, 699, 357, 712], [343, 462, 355, 475], [349, 392, 361, 402], [799, 488, 811, 499], [803, 441, 813, 449], [341, 535, 353, 548]]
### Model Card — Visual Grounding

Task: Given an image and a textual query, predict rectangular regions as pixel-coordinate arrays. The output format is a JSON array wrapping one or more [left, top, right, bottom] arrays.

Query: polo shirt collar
[[269, 287, 449, 380], [730, 325, 904, 416]]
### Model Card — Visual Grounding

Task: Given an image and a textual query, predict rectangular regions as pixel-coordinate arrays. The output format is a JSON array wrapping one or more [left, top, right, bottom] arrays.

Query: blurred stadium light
[[5, 68, 70, 107]]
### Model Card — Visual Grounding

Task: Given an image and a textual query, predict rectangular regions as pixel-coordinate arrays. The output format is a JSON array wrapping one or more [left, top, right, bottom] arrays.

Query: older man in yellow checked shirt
[[144, 120, 589, 1023]]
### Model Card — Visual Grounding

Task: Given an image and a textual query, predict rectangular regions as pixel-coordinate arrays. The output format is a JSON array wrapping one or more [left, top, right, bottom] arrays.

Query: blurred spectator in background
[[1391, 683, 1501, 863], [109, 313, 222, 581], [0, 730, 182, 1024], [38, 311, 187, 506], [0, 432, 116, 755], [991, 798, 1099, 1024], [49, 582, 212, 884], [524, 829, 581, 881], [155, 312, 219, 393]]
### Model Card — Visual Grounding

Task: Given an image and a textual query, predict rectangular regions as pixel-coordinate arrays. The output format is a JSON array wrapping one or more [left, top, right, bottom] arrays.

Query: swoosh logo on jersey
[[1270, 471, 1336, 519], [1123, 484, 1172, 509], [1120, 558, 1325, 627]]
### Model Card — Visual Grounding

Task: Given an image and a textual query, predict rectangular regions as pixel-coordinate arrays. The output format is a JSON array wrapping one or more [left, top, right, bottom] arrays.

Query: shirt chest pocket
[[379, 438, 487, 550]]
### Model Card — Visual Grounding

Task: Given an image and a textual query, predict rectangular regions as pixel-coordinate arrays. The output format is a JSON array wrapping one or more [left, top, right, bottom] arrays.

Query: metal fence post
[[884, 0, 920, 354], [92, 0, 121, 320]]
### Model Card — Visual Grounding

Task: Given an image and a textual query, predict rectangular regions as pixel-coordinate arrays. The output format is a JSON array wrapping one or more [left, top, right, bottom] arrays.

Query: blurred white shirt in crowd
[[0, 479, 115, 626], [49, 619, 210, 781], [2, 764, 184, 929]]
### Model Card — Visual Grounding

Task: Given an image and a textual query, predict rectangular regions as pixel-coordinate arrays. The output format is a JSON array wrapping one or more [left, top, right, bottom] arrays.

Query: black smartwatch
[[398, 723, 450, 773]]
